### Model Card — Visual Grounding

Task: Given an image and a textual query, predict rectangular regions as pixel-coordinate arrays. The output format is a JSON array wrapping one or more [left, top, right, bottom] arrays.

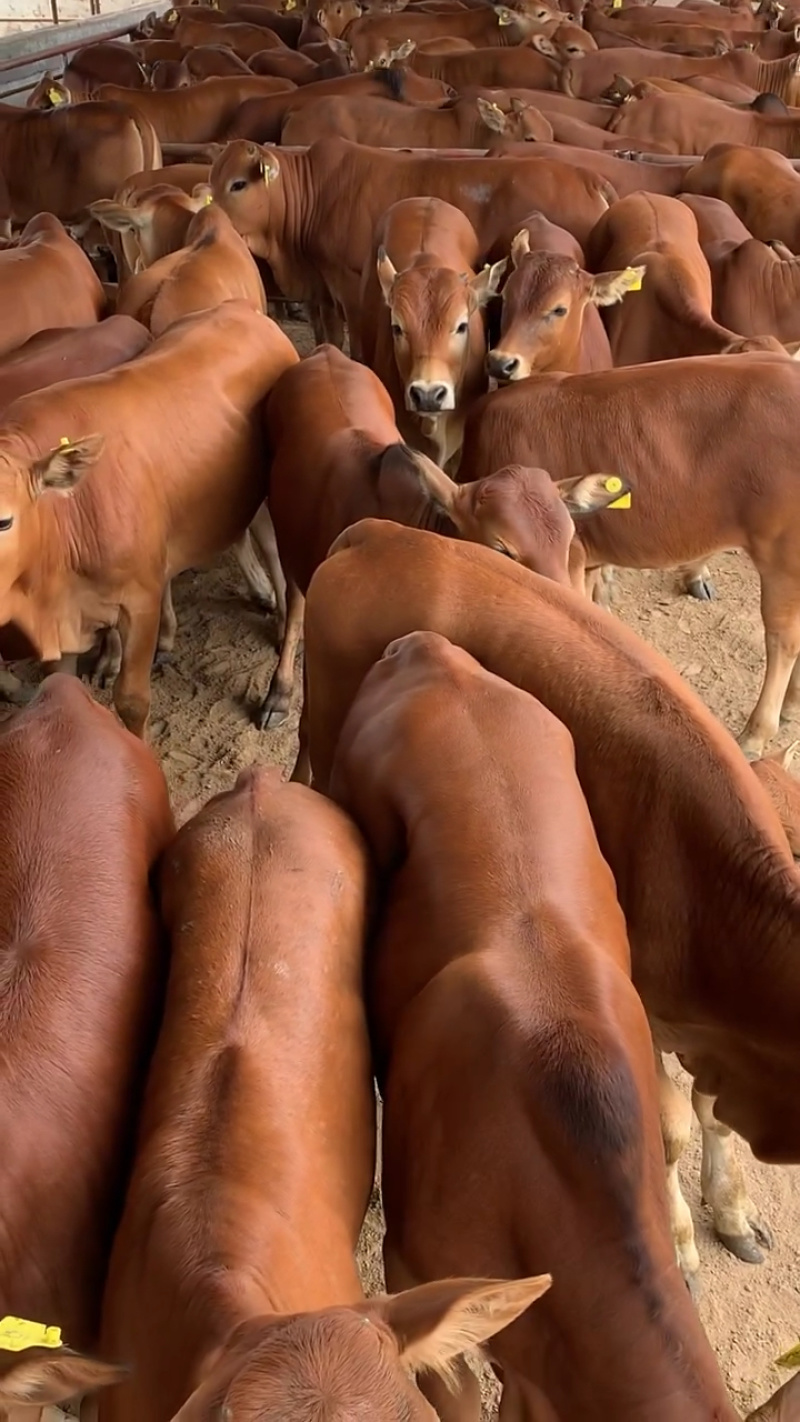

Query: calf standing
[[329, 630, 735, 1422], [259, 345, 620, 727], [0, 675, 173, 1355], [359, 196, 505, 466], [116, 201, 266, 335], [98, 766, 535, 1422], [0, 301, 296, 738], [459, 351, 800, 752]]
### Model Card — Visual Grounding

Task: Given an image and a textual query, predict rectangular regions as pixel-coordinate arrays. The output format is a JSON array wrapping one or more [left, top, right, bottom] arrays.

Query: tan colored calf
[[97, 766, 544, 1422], [360, 196, 504, 466]]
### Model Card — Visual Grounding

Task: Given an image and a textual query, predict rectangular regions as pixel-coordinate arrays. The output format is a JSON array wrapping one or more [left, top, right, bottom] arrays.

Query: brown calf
[[91, 75, 294, 143], [408, 42, 564, 87], [116, 201, 266, 334], [0, 674, 172, 1356], [682, 143, 800, 252], [0, 301, 296, 738], [279, 90, 549, 146], [225, 65, 455, 143], [0, 213, 104, 360], [97, 765, 540, 1422], [359, 196, 504, 465], [0, 317, 150, 415], [210, 136, 615, 347], [487, 219, 632, 380], [258, 344, 625, 726], [299, 518, 800, 1291], [0, 103, 161, 224], [585, 192, 763, 362], [459, 352, 800, 753], [608, 84, 800, 157], [90, 181, 207, 280], [342, 2, 553, 67], [328, 628, 735, 1422]]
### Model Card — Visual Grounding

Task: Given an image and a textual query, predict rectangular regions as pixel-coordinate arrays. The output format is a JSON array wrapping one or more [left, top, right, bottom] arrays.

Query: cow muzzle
[[407, 380, 455, 413], [487, 349, 524, 382]]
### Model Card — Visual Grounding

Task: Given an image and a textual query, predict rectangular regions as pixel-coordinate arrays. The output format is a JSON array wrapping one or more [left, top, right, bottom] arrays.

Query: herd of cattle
[[5, 0, 800, 1415]]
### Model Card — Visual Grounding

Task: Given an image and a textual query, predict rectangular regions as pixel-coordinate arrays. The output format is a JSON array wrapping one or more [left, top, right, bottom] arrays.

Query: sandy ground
[[5, 317, 800, 1415]]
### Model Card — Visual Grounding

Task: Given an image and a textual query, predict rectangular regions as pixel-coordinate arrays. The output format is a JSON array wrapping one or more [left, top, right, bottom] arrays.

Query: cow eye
[[494, 541, 515, 559], [454, 320, 469, 336], [229, 178, 248, 193], [550, 305, 568, 318], [0, 517, 13, 533], [390, 322, 404, 338]]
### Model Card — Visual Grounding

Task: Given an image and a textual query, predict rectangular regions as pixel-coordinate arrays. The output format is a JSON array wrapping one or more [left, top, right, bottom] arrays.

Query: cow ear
[[88, 199, 144, 235], [377, 246, 398, 303], [510, 228, 530, 267], [476, 96, 508, 133], [371, 1276, 551, 1379], [31, 435, 104, 494], [406, 450, 459, 517], [556, 473, 632, 517], [589, 265, 645, 306], [0, 1351, 127, 1407], [469, 258, 507, 307]]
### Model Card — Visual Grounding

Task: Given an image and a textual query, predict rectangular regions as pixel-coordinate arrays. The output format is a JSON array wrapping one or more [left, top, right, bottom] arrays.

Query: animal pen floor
[[4, 316, 800, 1416]]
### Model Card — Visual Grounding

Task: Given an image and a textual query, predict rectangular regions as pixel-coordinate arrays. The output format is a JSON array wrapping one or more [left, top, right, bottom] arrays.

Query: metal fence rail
[[0, 2, 164, 101]]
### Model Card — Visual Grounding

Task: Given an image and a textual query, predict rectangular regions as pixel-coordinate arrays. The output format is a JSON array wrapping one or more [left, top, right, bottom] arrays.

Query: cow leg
[[290, 667, 312, 786], [155, 583, 178, 664], [587, 565, 614, 608], [245, 505, 287, 634], [384, 1242, 483, 1422], [81, 628, 123, 687], [681, 559, 717, 601], [256, 577, 304, 730], [114, 602, 160, 738], [311, 300, 345, 351], [740, 574, 800, 757], [654, 1050, 700, 1291], [692, 1088, 773, 1264], [234, 526, 278, 615]]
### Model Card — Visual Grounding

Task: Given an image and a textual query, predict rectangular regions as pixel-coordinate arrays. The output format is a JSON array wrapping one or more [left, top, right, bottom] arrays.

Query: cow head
[[167, 1280, 549, 1421], [410, 460, 631, 581], [209, 142, 282, 260], [476, 95, 551, 142], [487, 236, 644, 380], [314, 0, 364, 37], [26, 71, 71, 109], [0, 435, 103, 574], [377, 248, 506, 414], [0, 1338, 126, 1414]]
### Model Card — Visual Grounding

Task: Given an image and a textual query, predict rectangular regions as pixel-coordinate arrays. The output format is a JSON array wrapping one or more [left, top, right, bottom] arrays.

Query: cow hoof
[[155, 649, 174, 668], [256, 701, 288, 730], [686, 577, 717, 602], [716, 1230, 768, 1265]]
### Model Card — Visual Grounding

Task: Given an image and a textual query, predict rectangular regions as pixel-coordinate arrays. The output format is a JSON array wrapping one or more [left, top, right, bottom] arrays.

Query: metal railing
[[0, 2, 164, 101]]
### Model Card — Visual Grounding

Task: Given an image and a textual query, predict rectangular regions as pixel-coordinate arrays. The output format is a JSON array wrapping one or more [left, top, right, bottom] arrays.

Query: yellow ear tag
[[0, 1318, 63, 1354], [612, 0, 623, 9], [204, 193, 213, 205], [59, 436, 71, 447], [625, 268, 643, 291], [604, 476, 623, 494], [776, 1343, 800, 1370], [48, 87, 64, 104], [497, 10, 512, 22], [608, 491, 631, 508]]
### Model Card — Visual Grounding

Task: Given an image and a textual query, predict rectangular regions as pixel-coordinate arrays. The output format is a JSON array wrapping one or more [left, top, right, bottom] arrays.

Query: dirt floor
[[6, 317, 800, 1415]]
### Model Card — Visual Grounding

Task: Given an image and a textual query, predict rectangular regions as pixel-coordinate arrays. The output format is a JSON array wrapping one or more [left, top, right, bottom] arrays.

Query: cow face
[[210, 142, 281, 262], [170, 1279, 549, 1422], [377, 249, 506, 414], [487, 237, 643, 380], [411, 459, 631, 580], [315, 0, 364, 37]]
